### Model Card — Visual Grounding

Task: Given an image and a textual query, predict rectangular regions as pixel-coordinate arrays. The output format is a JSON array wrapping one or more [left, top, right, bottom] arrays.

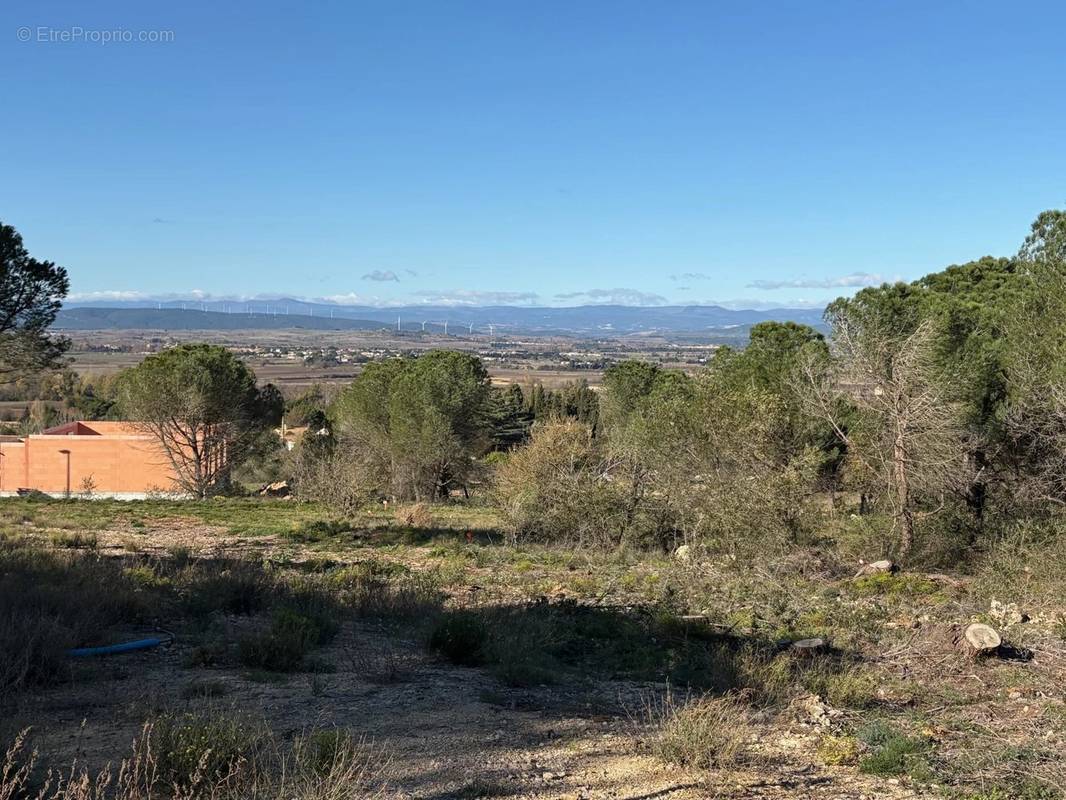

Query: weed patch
[[647, 691, 750, 769], [856, 720, 929, 777]]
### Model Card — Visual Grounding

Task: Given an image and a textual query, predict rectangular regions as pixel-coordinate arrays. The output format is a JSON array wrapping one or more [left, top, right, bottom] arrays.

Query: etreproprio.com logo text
[[17, 26, 175, 44]]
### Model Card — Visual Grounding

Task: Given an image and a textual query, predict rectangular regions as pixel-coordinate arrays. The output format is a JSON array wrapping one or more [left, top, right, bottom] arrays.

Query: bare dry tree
[[801, 315, 969, 559]]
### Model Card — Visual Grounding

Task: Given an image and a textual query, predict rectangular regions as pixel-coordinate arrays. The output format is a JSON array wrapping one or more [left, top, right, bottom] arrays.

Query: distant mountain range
[[54, 307, 388, 332], [57, 300, 828, 336]]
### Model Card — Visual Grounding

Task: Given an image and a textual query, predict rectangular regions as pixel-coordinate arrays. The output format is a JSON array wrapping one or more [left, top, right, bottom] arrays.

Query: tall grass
[[643, 690, 751, 769], [0, 717, 384, 800]]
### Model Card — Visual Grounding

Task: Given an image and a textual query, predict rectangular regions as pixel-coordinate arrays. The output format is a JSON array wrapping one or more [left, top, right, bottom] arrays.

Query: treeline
[[292, 209, 1066, 564], [24, 210, 1066, 564]]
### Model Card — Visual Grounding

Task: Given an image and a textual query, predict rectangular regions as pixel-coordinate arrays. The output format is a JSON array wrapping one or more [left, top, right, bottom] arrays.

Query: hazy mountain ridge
[[59, 300, 828, 335]]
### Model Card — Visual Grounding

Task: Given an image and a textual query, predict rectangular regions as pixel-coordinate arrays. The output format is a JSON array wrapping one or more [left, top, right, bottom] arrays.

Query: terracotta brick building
[[0, 421, 180, 498]]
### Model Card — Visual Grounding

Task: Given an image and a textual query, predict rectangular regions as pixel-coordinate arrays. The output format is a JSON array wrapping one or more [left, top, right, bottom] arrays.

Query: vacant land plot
[[1, 498, 1063, 799]]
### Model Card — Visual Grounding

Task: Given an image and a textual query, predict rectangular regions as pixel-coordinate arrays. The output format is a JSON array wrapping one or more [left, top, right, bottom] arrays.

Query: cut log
[[854, 559, 896, 578], [953, 623, 1001, 657]]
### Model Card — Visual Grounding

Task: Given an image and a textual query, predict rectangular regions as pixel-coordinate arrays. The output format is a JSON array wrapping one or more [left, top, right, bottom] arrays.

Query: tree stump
[[854, 559, 896, 578], [953, 623, 1001, 658], [790, 638, 829, 657]]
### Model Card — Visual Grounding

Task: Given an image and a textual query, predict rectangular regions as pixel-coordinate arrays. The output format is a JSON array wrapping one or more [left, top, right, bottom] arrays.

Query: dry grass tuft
[[0, 720, 385, 800], [645, 690, 751, 770], [394, 503, 434, 528]]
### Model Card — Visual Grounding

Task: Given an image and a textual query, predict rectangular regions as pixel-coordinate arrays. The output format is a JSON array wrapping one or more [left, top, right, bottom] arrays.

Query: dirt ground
[[13, 622, 926, 800], [4, 517, 936, 800]]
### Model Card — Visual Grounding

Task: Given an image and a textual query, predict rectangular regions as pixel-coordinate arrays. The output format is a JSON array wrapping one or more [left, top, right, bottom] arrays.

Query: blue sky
[[3, 1, 1065, 308]]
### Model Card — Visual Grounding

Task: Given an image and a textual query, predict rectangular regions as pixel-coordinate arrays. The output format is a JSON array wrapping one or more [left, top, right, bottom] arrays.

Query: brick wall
[[0, 423, 180, 495]]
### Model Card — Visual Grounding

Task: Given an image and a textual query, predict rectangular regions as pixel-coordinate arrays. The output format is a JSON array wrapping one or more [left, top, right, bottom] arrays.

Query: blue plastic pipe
[[67, 638, 165, 658]]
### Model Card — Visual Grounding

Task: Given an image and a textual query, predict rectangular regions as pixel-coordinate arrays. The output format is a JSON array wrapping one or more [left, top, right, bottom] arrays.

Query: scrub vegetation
[[3, 212, 1066, 797]]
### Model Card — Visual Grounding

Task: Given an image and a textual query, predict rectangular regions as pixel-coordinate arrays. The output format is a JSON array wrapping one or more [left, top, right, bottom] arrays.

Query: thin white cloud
[[67, 289, 288, 303], [317, 293, 369, 305], [411, 289, 540, 306], [554, 288, 667, 306], [746, 272, 884, 290], [690, 298, 829, 310], [66, 290, 152, 302], [669, 272, 713, 281]]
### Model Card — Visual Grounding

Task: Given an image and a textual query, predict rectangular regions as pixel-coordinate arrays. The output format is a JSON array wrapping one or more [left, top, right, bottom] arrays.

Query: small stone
[[990, 599, 1027, 626]]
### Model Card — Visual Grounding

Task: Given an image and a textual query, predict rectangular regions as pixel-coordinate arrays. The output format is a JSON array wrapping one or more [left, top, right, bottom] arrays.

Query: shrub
[[123, 564, 172, 591], [181, 678, 230, 699], [328, 565, 442, 622], [293, 438, 380, 517], [238, 608, 331, 673], [427, 602, 766, 690], [348, 639, 415, 684], [856, 720, 929, 777], [850, 571, 939, 598], [1, 719, 383, 799], [395, 502, 434, 528], [428, 611, 488, 666], [48, 530, 98, 549], [649, 692, 750, 769], [151, 710, 267, 790], [284, 519, 353, 543], [0, 542, 154, 696], [293, 728, 363, 777], [801, 662, 880, 709], [180, 559, 272, 617], [817, 734, 860, 765], [280, 580, 343, 643], [493, 420, 628, 548]]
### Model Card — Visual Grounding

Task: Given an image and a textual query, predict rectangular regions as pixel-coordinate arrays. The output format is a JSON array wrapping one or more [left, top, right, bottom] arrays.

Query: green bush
[[283, 519, 353, 543], [48, 531, 98, 549], [428, 611, 488, 666], [0, 541, 156, 695], [181, 559, 272, 617], [329, 566, 442, 621], [857, 720, 929, 777], [151, 710, 266, 790], [238, 608, 331, 672]]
